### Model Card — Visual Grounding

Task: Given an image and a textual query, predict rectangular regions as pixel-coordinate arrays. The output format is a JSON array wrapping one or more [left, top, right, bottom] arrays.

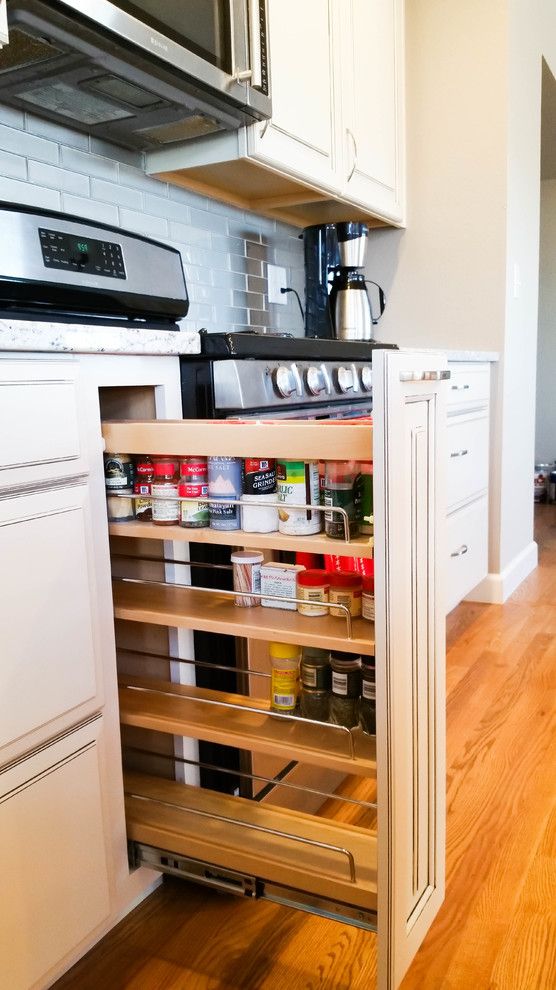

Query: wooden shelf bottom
[[125, 771, 377, 912]]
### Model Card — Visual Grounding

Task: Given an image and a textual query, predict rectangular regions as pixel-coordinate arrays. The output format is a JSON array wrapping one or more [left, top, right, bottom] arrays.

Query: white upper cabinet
[[247, 0, 339, 191], [338, 0, 404, 221], [147, 1, 405, 228]]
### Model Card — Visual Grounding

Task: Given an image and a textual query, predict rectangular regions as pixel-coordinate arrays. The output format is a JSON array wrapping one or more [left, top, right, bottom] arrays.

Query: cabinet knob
[[450, 448, 469, 458], [450, 544, 469, 558]]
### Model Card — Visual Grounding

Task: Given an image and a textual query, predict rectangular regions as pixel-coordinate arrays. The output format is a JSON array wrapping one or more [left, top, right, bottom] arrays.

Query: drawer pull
[[450, 544, 469, 558], [451, 383, 470, 391], [450, 448, 469, 458], [399, 370, 451, 382]]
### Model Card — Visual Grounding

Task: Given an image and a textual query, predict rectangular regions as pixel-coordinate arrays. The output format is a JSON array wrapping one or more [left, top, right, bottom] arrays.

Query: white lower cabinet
[[445, 362, 491, 611], [0, 718, 110, 990], [446, 497, 489, 614]]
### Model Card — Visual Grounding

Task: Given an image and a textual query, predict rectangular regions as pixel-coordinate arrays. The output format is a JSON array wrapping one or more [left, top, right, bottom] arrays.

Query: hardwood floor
[[54, 508, 556, 990]]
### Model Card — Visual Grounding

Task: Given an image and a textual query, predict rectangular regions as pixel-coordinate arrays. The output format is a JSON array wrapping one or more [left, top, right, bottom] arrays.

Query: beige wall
[[367, 0, 556, 596], [536, 179, 556, 462]]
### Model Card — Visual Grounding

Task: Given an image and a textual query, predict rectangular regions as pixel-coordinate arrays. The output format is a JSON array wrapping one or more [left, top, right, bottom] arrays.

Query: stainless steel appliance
[[0, 0, 270, 150], [303, 221, 385, 341], [0, 201, 188, 322]]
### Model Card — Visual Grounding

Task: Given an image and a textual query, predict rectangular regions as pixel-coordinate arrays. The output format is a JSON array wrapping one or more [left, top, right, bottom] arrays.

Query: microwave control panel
[[38, 227, 126, 279]]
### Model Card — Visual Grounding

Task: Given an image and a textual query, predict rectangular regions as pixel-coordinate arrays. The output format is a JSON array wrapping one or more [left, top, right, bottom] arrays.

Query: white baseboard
[[466, 541, 538, 604]]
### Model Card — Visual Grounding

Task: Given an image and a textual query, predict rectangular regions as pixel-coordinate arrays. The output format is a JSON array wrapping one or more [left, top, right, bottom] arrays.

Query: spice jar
[[362, 574, 375, 621], [299, 646, 330, 721], [179, 457, 209, 528], [151, 457, 180, 525], [324, 460, 361, 539], [208, 456, 242, 531], [296, 569, 330, 617], [359, 461, 373, 534], [329, 572, 362, 618], [329, 651, 361, 728], [104, 452, 135, 522], [269, 642, 300, 713], [133, 455, 154, 521], [231, 550, 264, 607], [359, 656, 376, 735]]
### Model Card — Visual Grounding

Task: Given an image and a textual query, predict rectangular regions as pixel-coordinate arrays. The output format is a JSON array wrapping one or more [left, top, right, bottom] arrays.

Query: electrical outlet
[[267, 264, 287, 305]]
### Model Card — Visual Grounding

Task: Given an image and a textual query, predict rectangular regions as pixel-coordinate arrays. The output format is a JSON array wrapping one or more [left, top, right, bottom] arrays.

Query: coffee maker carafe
[[302, 221, 385, 340]]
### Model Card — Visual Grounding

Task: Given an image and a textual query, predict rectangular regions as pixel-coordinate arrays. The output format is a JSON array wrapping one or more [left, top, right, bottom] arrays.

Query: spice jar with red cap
[[296, 569, 330, 617], [151, 456, 180, 526], [362, 574, 375, 621], [329, 572, 362, 618]]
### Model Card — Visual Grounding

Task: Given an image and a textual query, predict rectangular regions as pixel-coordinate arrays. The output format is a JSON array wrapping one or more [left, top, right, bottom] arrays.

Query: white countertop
[[401, 347, 499, 362], [0, 320, 200, 355]]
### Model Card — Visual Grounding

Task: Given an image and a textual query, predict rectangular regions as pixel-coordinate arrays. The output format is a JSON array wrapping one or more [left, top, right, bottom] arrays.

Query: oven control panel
[[39, 227, 126, 279], [212, 359, 373, 412]]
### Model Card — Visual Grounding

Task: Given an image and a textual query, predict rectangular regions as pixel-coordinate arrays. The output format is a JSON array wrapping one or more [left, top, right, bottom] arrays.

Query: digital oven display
[[38, 227, 126, 279]]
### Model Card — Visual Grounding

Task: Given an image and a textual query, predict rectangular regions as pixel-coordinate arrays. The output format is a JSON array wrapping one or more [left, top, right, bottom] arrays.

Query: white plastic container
[[240, 492, 279, 533], [231, 550, 264, 607]]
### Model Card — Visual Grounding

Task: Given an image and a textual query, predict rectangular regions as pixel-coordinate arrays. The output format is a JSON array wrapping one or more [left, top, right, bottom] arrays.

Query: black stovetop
[[190, 330, 398, 360]]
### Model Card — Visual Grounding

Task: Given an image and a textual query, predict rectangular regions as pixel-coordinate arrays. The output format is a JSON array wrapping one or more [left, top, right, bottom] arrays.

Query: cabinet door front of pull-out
[[373, 351, 447, 988]]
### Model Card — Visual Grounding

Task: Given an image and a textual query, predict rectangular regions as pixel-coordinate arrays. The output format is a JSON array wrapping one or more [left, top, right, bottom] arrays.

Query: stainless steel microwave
[[0, 0, 271, 149]]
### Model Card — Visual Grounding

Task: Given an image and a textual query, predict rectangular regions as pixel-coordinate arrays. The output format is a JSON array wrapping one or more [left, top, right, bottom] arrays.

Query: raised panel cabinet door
[[0, 358, 85, 489], [0, 484, 102, 759], [339, 0, 405, 223], [248, 0, 340, 192], [0, 718, 110, 990], [373, 351, 447, 988]]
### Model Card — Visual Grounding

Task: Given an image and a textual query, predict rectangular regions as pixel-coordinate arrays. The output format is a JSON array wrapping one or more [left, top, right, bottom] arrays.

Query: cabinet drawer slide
[[125, 772, 377, 915]]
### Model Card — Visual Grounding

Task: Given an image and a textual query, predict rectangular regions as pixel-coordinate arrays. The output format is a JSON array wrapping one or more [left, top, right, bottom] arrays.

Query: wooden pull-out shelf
[[119, 676, 376, 778], [102, 419, 372, 461], [124, 771, 377, 912], [109, 519, 374, 559], [112, 580, 374, 655]]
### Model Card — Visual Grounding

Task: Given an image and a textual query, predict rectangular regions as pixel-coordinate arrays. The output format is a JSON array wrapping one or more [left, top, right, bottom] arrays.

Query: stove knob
[[361, 366, 373, 392], [337, 365, 355, 393], [306, 366, 326, 395], [273, 365, 297, 397]]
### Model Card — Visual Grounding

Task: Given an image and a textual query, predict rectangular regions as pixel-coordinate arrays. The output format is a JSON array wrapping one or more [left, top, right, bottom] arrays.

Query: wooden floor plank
[[53, 505, 556, 990]]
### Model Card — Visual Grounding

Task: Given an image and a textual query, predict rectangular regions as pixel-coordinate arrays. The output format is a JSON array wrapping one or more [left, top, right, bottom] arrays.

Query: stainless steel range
[[180, 331, 397, 420]]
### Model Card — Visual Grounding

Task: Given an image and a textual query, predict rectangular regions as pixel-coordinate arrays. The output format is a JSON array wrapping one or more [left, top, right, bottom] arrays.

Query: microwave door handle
[[0, 1, 8, 47], [246, 0, 264, 89], [230, 0, 254, 84]]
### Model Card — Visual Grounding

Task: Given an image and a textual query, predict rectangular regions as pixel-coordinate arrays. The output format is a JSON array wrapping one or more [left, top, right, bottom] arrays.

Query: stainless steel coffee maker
[[302, 221, 385, 340]]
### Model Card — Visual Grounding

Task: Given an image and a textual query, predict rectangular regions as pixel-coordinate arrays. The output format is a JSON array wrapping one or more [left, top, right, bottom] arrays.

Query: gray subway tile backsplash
[[0, 105, 304, 335]]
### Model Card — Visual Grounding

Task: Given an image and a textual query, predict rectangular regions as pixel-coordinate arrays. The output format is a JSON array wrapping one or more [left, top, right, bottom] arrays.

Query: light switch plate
[[267, 264, 287, 305]]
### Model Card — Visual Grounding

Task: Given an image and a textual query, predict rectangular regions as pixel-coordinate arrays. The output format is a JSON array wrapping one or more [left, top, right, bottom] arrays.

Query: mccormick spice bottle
[[133, 455, 154, 521], [151, 457, 180, 526], [299, 646, 331, 721], [269, 642, 300, 713], [179, 456, 209, 528]]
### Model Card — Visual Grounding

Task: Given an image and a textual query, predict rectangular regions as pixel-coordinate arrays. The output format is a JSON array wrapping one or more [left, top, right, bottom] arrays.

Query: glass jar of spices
[[133, 455, 154, 521], [296, 569, 330, 616], [151, 457, 180, 526], [324, 460, 361, 539], [104, 452, 135, 522], [179, 456, 209, 528], [359, 656, 376, 735], [299, 646, 330, 721], [329, 651, 361, 728]]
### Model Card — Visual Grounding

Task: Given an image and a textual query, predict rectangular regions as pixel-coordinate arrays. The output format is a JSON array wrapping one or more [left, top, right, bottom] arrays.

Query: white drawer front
[[446, 497, 488, 613], [0, 485, 101, 756], [0, 362, 83, 488], [446, 411, 489, 510], [0, 718, 110, 989], [447, 363, 490, 409]]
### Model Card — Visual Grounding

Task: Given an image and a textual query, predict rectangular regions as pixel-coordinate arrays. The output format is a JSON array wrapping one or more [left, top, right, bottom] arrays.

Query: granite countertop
[[0, 319, 201, 355]]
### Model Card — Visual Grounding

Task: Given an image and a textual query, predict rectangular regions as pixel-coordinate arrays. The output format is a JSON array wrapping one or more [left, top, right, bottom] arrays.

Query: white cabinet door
[[0, 483, 102, 761], [248, 0, 340, 192], [373, 351, 446, 988], [0, 718, 110, 990], [339, 0, 405, 222]]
